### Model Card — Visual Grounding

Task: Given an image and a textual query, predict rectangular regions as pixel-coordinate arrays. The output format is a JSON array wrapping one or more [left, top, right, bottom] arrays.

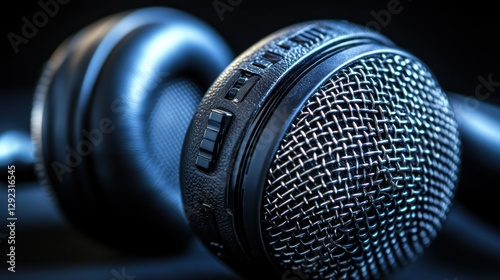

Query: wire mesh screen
[[262, 54, 460, 279]]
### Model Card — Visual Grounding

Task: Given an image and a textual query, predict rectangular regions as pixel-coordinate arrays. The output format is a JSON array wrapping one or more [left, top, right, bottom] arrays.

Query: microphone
[[181, 21, 464, 279]]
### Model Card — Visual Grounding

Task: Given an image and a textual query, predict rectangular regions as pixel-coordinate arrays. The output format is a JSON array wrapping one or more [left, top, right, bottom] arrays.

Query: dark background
[[1, 0, 500, 95], [1, 0, 499, 279]]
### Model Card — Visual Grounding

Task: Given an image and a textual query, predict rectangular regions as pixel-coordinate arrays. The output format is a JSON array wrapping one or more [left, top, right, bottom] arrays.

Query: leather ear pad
[[180, 21, 389, 270], [32, 7, 232, 252]]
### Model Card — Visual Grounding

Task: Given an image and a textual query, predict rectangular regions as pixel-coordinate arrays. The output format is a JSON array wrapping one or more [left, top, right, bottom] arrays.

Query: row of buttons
[[252, 51, 283, 69], [279, 25, 329, 49], [196, 24, 331, 172], [224, 71, 260, 102], [223, 25, 330, 105], [195, 109, 233, 172]]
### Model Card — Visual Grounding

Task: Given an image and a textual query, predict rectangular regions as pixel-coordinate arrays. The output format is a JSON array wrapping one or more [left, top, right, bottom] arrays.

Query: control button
[[288, 26, 328, 47], [252, 51, 283, 69], [262, 51, 282, 63], [277, 40, 292, 50], [253, 59, 273, 69], [195, 155, 212, 171], [235, 77, 248, 86], [224, 71, 261, 103], [291, 34, 312, 46], [233, 75, 260, 103], [203, 128, 218, 142], [200, 139, 216, 153], [208, 112, 223, 128], [195, 109, 233, 172], [226, 88, 239, 100], [198, 150, 213, 161]]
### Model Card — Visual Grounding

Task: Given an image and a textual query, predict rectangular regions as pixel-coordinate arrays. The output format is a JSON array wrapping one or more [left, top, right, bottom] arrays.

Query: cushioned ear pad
[[32, 7, 232, 252], [32, 12, 129, 246], [180, 21, 391, 271]]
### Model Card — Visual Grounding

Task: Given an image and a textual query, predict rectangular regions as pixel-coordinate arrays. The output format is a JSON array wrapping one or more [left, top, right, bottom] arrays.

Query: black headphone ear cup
[[31, 7, 232, 252]]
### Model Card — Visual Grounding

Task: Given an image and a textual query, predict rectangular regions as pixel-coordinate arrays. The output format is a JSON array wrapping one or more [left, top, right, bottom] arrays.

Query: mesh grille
[[262, 54, 460, 279]]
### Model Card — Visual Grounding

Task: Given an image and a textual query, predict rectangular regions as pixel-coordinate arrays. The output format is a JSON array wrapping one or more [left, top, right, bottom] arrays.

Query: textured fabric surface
[[148, 77, 202, 192]]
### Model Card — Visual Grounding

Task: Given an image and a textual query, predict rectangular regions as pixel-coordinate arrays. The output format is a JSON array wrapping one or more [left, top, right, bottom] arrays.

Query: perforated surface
[[148, 77, 202, 191], [262, 54, 460, 279]]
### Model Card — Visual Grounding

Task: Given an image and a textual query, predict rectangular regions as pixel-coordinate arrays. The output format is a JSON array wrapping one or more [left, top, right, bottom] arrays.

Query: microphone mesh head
[[262, 54, 460, 279]]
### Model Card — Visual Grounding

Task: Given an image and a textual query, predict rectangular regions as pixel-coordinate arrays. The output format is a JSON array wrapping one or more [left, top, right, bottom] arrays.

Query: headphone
[[31, 7, 232, 252], [29, 6, 500, 280]]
